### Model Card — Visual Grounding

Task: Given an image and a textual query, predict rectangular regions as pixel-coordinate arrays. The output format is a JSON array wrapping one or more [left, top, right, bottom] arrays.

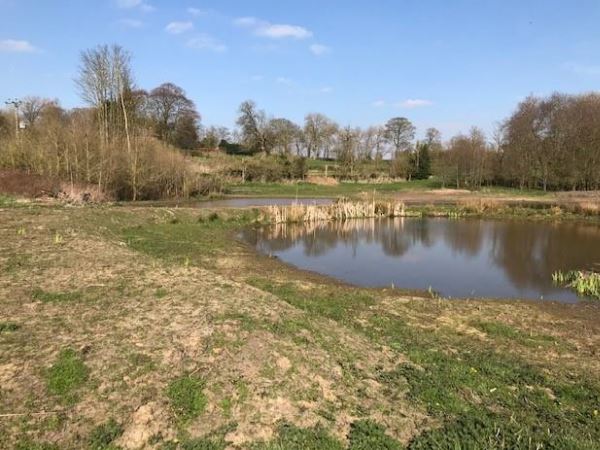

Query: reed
[[264, 199, 406, 224], [552, 270, 600, 299]]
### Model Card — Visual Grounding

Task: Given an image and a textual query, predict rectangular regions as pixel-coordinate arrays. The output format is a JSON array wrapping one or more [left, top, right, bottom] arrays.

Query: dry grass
[[305, 175, 339, 186], [265, 200, 406, 223], [2, 205, 600, 449]]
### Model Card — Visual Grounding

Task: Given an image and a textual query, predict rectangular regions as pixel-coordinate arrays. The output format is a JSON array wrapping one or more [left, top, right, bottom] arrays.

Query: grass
[[2, 203, 600, 449], [167, 374, 208, 421], [45, 348, 89, 404], [0, 321, 20, 333], [471, 320, 557, 347], [88, 418, 124, 450], [227, 179, 441, 198], [252, 420, 403, 450], [0, 194, 16, 207], [250, 279, 600, 449], [253, 422, 344, 450], [31, 288, 83, 303]]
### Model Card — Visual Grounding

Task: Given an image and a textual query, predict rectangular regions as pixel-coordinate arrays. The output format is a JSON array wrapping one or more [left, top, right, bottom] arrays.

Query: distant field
[[226, 179, 442, 197]]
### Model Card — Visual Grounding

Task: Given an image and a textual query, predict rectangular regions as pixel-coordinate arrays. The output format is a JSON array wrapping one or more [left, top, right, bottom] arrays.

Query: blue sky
[[1, 0, 599, 138]]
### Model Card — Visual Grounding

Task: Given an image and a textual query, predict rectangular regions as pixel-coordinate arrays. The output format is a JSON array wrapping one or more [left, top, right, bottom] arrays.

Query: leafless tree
[[303, 113, 337, 159]]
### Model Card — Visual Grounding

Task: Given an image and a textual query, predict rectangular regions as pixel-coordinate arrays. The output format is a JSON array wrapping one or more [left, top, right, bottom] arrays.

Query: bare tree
[[21, 97, 54, 128], [384, 117, 415, 153], [236, 100, 274, 154], [303, 113, 337, 159], [270, 118, 301, 155]]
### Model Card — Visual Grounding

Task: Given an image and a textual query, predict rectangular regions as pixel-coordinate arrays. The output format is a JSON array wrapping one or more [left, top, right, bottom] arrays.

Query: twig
[[0, 410, 64, 418]]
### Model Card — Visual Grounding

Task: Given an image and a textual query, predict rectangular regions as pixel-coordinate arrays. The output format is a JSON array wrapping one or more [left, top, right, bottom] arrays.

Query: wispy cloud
[[118, 18, 144, 28], [309, 44, 331, 56], [186, 34, 227, 52], [187, 7, 205, 17], [563, 61, 600, 76], [372, 100, 386, 107], [116, 0, 154, 12], [234, 16, 312, 39], [0, 39, 37, 53], [320, 86, 333, 93], [276, 76, 294, 85], [396, 99, 433, 109], [165, 21, 194, 34]]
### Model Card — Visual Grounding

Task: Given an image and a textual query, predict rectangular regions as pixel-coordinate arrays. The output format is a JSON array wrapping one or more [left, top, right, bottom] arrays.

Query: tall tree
[[384, 117, 415, 153], [303, 113, 337, 159], [236, 100, 274, 154], [270, 118, 301, 155], [148, 83, 199, 146]]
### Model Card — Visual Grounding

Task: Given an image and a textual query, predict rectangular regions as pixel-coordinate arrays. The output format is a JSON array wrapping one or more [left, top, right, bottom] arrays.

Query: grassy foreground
[[1, 203, 600, 449]]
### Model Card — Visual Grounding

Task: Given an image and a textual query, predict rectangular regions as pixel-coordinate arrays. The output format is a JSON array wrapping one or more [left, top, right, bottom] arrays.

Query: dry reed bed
[[264, 200, 406, 223]]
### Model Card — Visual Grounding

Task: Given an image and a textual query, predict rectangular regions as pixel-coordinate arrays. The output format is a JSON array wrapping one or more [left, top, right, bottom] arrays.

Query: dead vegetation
[[264, 200, 406, 223]]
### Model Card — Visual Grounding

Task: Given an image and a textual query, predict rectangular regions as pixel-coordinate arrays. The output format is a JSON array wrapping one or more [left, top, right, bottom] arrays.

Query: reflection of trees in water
[[489, 221, 600, 291], [251, 218, 432, 257], [247, 219, 600, 293], [441, 220, 485, 257]]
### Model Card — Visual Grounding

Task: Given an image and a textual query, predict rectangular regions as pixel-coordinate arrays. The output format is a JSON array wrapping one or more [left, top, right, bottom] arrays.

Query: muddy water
[[244, 218, 600, 302]]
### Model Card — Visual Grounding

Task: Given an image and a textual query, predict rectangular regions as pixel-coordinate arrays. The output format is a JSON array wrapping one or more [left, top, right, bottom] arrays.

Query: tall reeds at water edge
[[264, 200, 406, 224], [552, 270, 600, 300]]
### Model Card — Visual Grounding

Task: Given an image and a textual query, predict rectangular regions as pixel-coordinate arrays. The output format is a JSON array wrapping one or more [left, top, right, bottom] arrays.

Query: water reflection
[[243, 218, 600, 302]]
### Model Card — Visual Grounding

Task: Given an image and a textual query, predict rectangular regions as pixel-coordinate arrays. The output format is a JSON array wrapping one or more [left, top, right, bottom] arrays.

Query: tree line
[[0, 45, 203, 200], [2, 44, 599, 199]]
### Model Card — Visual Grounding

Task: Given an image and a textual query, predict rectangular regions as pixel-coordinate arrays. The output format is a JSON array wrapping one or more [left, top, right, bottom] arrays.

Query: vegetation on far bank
[[2, 43, 600, 204]]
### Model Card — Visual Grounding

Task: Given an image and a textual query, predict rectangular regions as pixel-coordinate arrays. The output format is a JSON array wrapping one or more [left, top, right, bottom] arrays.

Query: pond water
[[243, 218, 600, 303]]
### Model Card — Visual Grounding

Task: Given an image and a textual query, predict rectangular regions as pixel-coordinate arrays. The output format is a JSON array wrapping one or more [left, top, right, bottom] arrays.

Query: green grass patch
[[227, 179, 440, 198], [253, 422, 344, 450], [123, 210, 259, 268], [0, 194, 17, 207], [154, 287, 169, 299], [247, 278, 375, 324], [14, 440, 60, 450], [348, 420, 403, 450], [471, 320, 557, 347], [46, 348, 89, 404], [0, 321, 20, 333], [32, 288, 82, 303], [88, 418, 124, 450], [167, 374, 207, 421]]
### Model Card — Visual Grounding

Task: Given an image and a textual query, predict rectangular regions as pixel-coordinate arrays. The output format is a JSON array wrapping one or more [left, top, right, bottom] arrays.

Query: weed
[[155, 287, 169, 298], [0, 321, 20, 333], [46, 348, 89, 404], [88, 418, 124, 450], [167, 374, 207, 421]]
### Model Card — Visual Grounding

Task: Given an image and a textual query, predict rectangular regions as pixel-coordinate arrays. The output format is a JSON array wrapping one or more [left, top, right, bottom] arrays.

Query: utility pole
[[5, 98, 22, 139]]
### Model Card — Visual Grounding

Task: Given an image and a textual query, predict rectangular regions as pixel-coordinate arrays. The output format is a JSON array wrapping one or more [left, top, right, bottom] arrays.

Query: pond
[[244, 218, 600, 303]]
